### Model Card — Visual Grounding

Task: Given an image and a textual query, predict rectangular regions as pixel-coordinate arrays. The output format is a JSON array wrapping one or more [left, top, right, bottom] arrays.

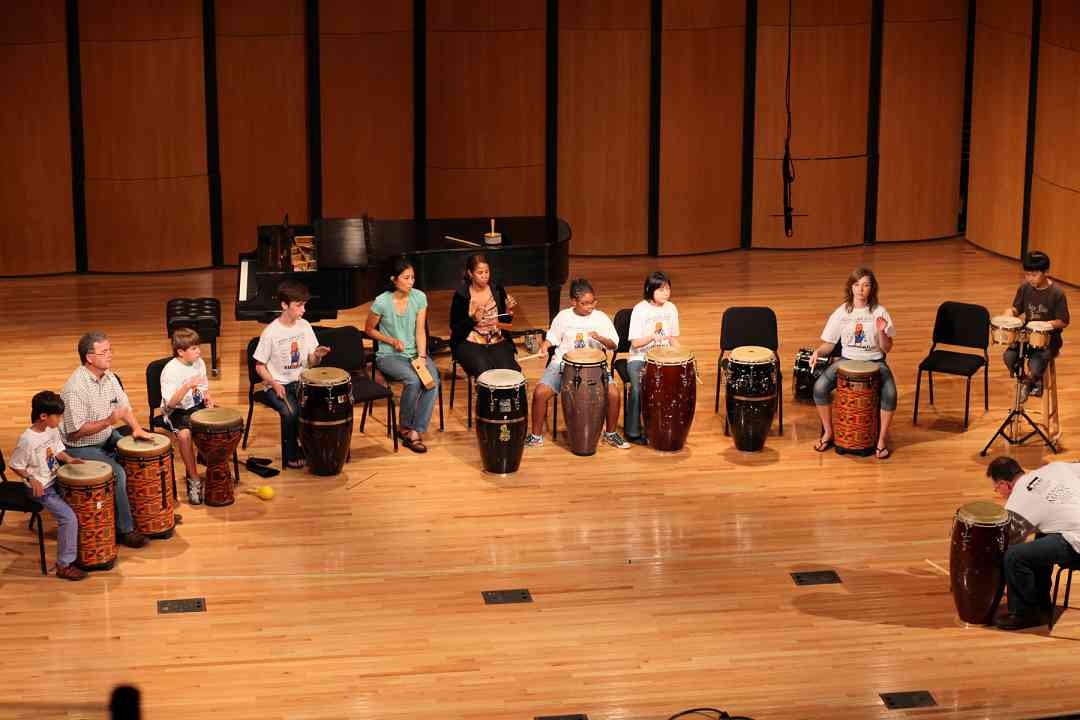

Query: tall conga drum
[[475, 369, 528, 474], [56, 461, 117, 571], [950, 501, 1010, 624], [725, 345, 778, 452], [299, 367, 354, 476], [117, 433, 176, 539], [833, 360, 881, 456], [190, 408, 244, 506], [560, 348, 609, 456], [642, 347, 696, 451]]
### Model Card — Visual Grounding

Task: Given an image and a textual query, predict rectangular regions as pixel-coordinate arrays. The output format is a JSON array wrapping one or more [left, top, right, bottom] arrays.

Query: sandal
[[814, 437, 834, 452], [875, 446, 891, 460]]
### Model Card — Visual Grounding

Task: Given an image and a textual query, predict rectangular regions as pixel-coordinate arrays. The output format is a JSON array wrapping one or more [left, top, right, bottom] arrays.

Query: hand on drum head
[[132, 428, 154, 441]]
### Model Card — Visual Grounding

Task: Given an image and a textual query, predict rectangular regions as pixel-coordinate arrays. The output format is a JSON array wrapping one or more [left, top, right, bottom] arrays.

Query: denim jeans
[[65, 430, 134, 534], [1004, 533, 1080, 615], [1003, 343, 1055, 385], [376, 355, 440, 433], [625, 360, 645, 438], [258, 381, 301, 463], [29, 483, 78, 566]]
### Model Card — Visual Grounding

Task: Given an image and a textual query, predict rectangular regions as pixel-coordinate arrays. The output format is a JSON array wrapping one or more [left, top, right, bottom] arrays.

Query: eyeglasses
[[91, 349, 114, 356]]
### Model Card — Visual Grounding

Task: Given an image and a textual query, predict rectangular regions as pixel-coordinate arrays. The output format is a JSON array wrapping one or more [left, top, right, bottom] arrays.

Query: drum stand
[[980, 340, 1058, 455]]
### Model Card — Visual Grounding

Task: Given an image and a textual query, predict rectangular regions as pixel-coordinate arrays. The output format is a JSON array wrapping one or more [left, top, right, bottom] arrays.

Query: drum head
[[302, 367, 351, 386], [1026, 320, 1054, 332], [730, 345, 774, 364], [564, 348, 606, 366], [646, 347, 694, 365], [477, 368, 526, 389], [957, 500, 1008, 526], [191, 407, 244, 429], [991, 315, 1023, 329], [57, 460, 113, 486], [117, 433, 172, 456], [836, 359, 880, 376]]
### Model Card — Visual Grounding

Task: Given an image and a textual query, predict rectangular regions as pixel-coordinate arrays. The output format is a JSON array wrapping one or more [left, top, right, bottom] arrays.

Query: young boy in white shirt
[[526, 278, 629, 450], [252, 280, 330, 468], [8, 391, 87, 580], [160, 328, 214, 504]]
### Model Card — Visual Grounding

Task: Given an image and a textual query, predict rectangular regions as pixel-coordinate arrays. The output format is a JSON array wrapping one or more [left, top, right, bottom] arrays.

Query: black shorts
[[164, 403, 207, 432]]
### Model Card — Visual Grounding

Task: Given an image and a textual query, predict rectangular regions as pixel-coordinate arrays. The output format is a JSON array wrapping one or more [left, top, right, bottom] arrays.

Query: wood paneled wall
[[216, 0, 308, 264], [1029, 0, 1080, 285], [658, 0, 744, 255], [425, 0, 545, 219], [80, 0, 211, 272], [965, 0, 1031, 260], [558, 0, 650, 255], [320, 0, 413, 220], [752, 0, 870, 249], [876, 0, 965, 242], [1, 0, 74, 276]]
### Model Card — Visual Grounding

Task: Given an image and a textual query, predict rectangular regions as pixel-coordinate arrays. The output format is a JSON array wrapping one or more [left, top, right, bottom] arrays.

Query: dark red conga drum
[[642, 347, 696, 451], [560, 349, 609, 456], [949, 501, 1010, 625]]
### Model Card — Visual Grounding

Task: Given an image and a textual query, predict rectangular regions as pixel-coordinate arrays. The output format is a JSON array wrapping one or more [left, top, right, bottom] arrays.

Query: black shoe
[[994, 611, 1044, 630], [1030, 382, 1044, 398], [627, 435, 648, 446], [120, 531, 149, 548]]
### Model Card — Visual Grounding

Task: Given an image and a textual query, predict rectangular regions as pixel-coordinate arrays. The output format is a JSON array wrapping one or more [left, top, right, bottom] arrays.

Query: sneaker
[[1030, 382, 1044, 398], [603, 431, 631, 449], [627, 434, 648, 446], [187, 477, 203, 505], [55, 563, 87, 581], [525, 433, 544, 448], [120, 531, 149, 549]]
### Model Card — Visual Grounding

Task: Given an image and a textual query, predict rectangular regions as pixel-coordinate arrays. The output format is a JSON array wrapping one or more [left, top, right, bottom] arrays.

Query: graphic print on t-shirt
[[288, 340, 301, 369], [1026, 302, 1050, 320], [574, 332, 586, 349], [46, 446, 57, 474], [853, 322, 866, 346]]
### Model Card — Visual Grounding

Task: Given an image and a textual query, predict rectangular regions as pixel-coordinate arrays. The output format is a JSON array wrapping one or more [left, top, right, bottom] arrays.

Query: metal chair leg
[[913, 369, 922, 425]]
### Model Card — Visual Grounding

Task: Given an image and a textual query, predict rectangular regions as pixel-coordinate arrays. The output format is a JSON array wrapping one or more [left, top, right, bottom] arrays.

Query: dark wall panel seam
[[741, 0, 757, 249], [863, 0, 883, 244], [958, 0, 975, 233], [306, 0, 322, 221], [65, 0, 87, 272], [203, 0, 223, 266], [647, 0, 661, 256], [1020, 0, 1041, 258], [414, 0, 426, 222], [545, 0, 558, 221]]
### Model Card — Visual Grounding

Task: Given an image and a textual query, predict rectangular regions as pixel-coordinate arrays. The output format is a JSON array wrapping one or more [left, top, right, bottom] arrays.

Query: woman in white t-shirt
[[624, 271, 680, 443], [808, 268, 897, 459]]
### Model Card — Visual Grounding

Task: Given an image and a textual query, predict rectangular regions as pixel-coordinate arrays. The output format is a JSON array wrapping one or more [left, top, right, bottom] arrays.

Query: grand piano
[[235, 216, 571, 323]]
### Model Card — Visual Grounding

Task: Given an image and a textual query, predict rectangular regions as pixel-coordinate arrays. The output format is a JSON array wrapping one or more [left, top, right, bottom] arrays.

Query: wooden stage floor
[[1, 238, 1078, 720]]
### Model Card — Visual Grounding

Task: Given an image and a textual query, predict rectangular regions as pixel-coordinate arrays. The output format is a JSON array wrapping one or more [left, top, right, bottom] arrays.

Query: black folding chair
[[913, 301, 990, 430], [609, 308, 634, 431], [318, 326, 398, 452], [0, 449, 47, 575]]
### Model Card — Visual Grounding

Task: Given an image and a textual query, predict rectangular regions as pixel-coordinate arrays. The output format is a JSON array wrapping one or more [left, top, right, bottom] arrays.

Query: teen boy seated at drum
[[253, 280, 330, 469], [986, 456, 1080, 629], [526, 278, 630, 449], [161, 328, 215, 504], [9, 391, 87, 580], [1002, 251, 1069, 404]]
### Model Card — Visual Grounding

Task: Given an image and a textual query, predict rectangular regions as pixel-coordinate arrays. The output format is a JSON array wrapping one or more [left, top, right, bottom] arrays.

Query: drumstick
[[925, 559, 949, 576], [445, 234, 483, 248]]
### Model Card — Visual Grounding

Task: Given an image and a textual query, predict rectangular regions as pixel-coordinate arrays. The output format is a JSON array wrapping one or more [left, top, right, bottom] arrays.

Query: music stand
[[980, 337, 1058, 455]]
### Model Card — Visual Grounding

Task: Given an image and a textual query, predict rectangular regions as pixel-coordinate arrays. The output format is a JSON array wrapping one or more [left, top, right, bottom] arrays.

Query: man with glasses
[[986, 457, 1080, 629], [60, 331, 153, 548]]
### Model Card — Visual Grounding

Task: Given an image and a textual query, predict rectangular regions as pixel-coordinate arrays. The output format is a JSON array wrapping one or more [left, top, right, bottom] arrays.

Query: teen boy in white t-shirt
[[252, 280, 330, 468], [160, 327, 214, 503]]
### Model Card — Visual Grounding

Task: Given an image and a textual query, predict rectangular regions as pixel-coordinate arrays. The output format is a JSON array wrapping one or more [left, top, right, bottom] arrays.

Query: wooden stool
[[1040, 357, 1061, 442]]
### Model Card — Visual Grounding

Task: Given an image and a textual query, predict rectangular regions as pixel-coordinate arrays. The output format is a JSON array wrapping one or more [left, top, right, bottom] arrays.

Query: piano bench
[[166, 298, 222, 377]]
